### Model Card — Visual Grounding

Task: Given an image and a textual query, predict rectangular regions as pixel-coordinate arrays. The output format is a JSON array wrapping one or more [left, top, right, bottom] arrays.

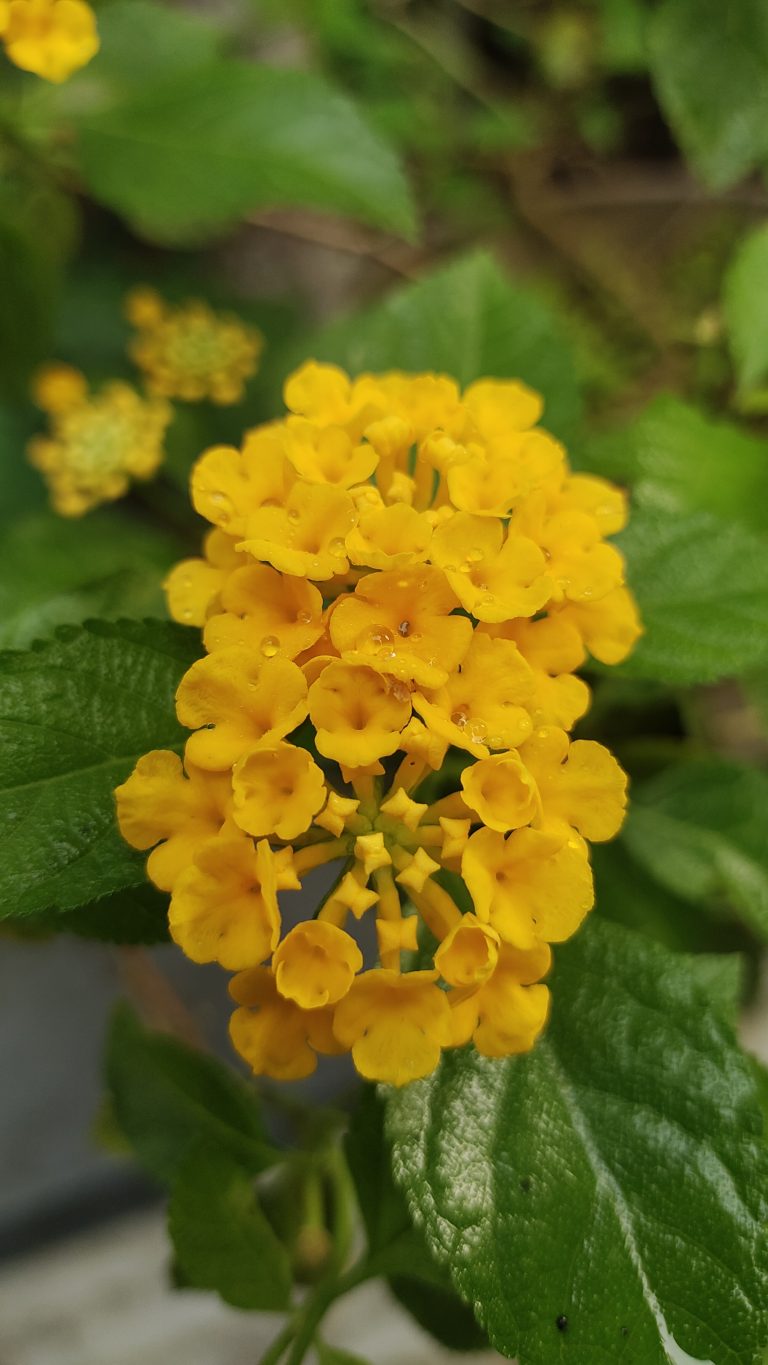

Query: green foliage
[[88, 0, 224, 86], [0, 619, 197, 917], [0, 510, 183, 650], [386, 917, 768, 1365], [623, 760, 768, 941], [169, 1146, 292, 1310], [309, 251, 583, 441], [592, 840, 741, 954], [617, 504, 768, 683], [346, 1088, 488, 1348], [0, 178, 77, 398], [582, 396, 768, 535], [723, 224, 768, 395], [25, 884, 170, 945], [316, 1346, 370, 1365], [74, 62, 416, 243], [106, 1004, 277, 1184], [649, 0, 768, 189]]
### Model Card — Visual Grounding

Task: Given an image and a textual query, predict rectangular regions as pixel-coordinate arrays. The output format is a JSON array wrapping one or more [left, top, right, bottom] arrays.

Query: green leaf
[[0, 619, 198, 917], [0, 510, 183, 650], [0, 217, 55, 399], [723, 224, 768, 395], [592, 840, 741, 955], [25, 884, 170, 945], [75, 62, 416, 242], [581, 397, 768, 536], [623, 760, 768, 941], [88, 0, 224, 86], [107, 1004, 277, 1184], [649, 0, 768, 189], [306, 251, 583, 441], [387, 917, 768, 1365], [346, 1088, 488, 1350], [617, 504, 768, 683], [687, 954, 745, 1028], [169, 1146, 291, 1310]]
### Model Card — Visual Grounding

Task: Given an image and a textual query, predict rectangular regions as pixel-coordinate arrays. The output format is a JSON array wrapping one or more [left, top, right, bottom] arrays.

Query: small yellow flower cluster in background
[[0, 0, 98, 82], [29, 364, 171, 517], [126, 288, 264, 405], [116, 361, 641, 1087], [30, 290, 264, 517]]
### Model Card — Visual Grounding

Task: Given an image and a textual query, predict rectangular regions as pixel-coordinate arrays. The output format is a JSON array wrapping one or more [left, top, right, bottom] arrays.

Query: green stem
[[284, 1259, 374, 1365], [258, 1318, 295, 1365]]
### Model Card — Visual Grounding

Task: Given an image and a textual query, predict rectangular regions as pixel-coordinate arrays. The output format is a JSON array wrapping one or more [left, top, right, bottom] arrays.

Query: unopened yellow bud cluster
[[29, 291, 263, 517], [0, 0, 98, 82], [116, 362, 641, 1087]]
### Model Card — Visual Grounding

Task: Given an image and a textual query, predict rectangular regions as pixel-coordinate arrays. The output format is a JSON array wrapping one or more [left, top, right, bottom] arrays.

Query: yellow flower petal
[[114, 750, 230, 891], [169, 829, 280, 970], [177, 648, 308, 770], [329, 565, 473, 688], [230, 966, 343, 1080], [461, 751, 540, 833], [332, 968, 453, 1085], [239, 479, 356, 580], [309, 661, 411, 765], [346, 502, 433, 570], [434, 913, 499, 986], [273, 921, 362, 1008], [462, 826, 593, 949], [191, 429, 295, 537], [232, 742, 326, 841], [431, 513, 552, 622], [413, 633, 534, 757], [203, 562, 324, 660], [519, 727, 628, 841]]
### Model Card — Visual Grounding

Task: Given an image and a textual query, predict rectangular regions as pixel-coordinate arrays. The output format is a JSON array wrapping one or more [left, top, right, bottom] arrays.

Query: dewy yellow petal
[[461, 751, 540, 833], [519, 727, 628, 841], [176, 647, 308, 770], [115, 750, 231, 892], [309, 660, 411, 765]]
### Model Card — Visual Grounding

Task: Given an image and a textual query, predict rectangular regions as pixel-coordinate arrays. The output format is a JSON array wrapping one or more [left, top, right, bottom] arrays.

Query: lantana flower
[[0, 0, 99, 82], [126, 288, 263, 405], [117, 359, 641, 1086]]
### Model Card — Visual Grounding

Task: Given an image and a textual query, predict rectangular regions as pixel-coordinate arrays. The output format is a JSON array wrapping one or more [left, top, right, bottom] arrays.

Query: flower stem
[[257, 1318, 295, 1365]]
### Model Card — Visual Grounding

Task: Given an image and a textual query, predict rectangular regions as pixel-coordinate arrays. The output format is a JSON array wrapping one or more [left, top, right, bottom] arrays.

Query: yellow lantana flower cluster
[[0, 0, 98, 82], [29, 364, 171, 517], [125, 288, 264, 405], [116, 362, 641, 1087], [30, 290, 264, 517]]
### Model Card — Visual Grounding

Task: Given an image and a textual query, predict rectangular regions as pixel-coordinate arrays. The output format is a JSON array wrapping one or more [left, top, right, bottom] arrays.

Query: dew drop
[[451, 706, 469, 730], [296, 609, 313, 624], [467, 547, 484, 563], [329, 537, 347, 558], [467, 718, 488, 743], [288, 508, 301, 523], [181, 608, 193, 622], [366, 626, 395, 648], [260, 635, 280, 657]]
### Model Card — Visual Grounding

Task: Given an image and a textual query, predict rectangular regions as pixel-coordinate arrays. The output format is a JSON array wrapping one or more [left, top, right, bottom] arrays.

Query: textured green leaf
[[581, 397, 768, 536], [169, 1146, 291, 1310], [0, 510, 182, 650], [107, 1005, 276, 1184], [649, 0, 768, 189], [75, 62, 416, 242], [307, 251, 583, 441], [346, 1087, 487, 1349], [0, 619, 197, 917], [723, 224, 768, 395], [623, 761, 768, 941], [387, 918, 768, 1365], [617, 504, 768, 683]]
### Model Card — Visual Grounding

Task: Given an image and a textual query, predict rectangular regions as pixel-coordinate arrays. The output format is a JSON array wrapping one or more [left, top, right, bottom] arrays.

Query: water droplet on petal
[[329, 537, 347, 558], [260, 635, 280, 658], [451, 707, 469, 730], [288, 507, 301, 523], [297, 609, 313, 624]]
